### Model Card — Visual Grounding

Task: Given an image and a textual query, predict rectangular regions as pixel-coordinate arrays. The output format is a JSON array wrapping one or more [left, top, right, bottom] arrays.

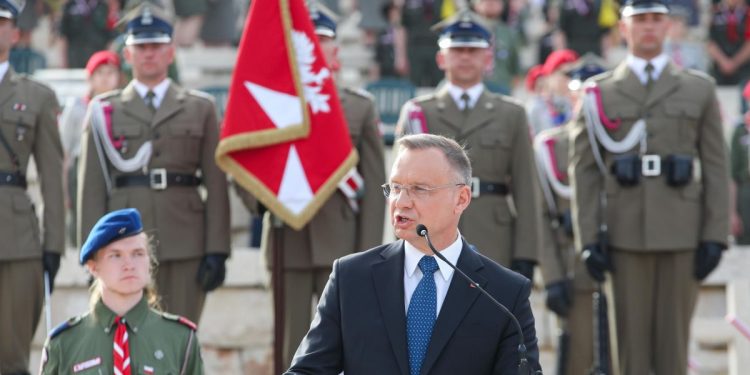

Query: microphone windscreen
[[416, 224, 428, 237]]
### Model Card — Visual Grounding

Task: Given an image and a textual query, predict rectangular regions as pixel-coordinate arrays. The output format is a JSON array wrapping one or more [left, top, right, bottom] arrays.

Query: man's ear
[[455, 184, 472, 214], [436, 50, 447, 71], [123, 45, 133, 64]]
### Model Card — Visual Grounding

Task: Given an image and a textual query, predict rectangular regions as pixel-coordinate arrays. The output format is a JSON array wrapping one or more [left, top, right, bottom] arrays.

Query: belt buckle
[[642, 155, 661, 177], [471, 176, 480, 198], [150, 168, 167, 190]]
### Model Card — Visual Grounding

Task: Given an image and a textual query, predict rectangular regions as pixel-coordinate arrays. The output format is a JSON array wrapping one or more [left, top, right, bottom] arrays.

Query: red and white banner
[[215, 0, 358, 230]]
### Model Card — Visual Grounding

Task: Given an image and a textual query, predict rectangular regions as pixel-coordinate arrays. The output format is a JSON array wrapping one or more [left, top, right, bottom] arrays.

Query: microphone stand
[[417, 225, 536, 375]]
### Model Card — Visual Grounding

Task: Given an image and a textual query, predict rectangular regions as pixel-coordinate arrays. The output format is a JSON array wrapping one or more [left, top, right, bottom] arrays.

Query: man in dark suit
[[286, 134, 541, 375]]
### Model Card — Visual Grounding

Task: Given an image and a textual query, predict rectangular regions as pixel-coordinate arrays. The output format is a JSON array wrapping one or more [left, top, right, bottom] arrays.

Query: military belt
[[114, 169, 201, 190], [0, 171, 26, 188], [470, 177, 508, 198]]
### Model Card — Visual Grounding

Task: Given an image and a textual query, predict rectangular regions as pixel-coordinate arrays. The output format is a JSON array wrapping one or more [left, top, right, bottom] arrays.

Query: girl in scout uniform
[[40, 208, 203, 375]]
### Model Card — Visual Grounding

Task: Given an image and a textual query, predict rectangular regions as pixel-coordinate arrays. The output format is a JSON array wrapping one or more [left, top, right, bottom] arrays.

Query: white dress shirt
[[626, 53, 669, 86], [404, 233, 463, 317], [0, 61, 9, 83], [447, 82, 484, 111], [133, 78, 171, 109]]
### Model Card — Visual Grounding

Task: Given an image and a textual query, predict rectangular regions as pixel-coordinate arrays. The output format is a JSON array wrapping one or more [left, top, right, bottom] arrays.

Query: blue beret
[[80, 208, 144, 265], [621, 0, 669, 17], [123, 4, 173, 45], [0, 0, 24, 19], [433, 11, 491, 49], [311, 5, 337, 38]]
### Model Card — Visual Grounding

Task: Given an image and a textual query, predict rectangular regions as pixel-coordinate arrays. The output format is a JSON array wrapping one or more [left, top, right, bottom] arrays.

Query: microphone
[[416, 224, 538, 375]]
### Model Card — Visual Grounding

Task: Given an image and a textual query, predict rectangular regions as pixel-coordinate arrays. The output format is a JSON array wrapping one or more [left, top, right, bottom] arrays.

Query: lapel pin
[[13, 103, 26, 111]]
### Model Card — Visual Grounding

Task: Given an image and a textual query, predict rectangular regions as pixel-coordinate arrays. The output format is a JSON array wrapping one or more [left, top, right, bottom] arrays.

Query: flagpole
[[272, 214, 286, 375]]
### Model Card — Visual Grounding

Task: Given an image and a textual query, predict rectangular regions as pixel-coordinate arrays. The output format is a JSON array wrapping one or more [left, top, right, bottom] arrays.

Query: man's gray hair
[[396, 134, 472, 185]]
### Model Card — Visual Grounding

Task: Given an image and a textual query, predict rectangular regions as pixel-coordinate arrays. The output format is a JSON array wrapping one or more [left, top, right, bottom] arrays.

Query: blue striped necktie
[[407, 255, 439, 375]]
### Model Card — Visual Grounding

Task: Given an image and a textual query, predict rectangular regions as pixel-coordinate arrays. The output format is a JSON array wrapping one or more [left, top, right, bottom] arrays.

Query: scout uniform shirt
[[41, 297, 203, 375]]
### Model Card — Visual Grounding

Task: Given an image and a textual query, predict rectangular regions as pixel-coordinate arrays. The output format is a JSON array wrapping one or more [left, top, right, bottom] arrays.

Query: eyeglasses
[[381, 183, 466, 199]]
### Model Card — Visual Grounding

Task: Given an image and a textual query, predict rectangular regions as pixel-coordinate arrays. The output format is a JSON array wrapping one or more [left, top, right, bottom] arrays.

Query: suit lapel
[[612, 63, 647, 105], [459, 90, 495, 140], [372, 241, 410, 375], [0, 69, 17, 108], [121, 82, 153, 124], [420, 241, 485, 375], [434, 88, 463, 135], [152, 84, 185, 127], [645, 63, 680, 109]]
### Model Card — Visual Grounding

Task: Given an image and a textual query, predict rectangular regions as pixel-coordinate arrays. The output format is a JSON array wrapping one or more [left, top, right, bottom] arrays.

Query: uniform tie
[[407, 255, 439, 375], [460, 92, 471, 116], [645, 63, 655, 91], [113, 316, 131, 375], [144, 90, 156, 113]]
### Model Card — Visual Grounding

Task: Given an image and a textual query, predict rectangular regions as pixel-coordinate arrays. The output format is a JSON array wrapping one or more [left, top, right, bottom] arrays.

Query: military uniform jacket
[[41, 297, 203, 374], [535, 125, 594, 291], [396, 86, 542, 265], [259, 87, 386, 269], [569, 62, 729, 252], [0, 68, 64, 260], [77, 81, 230, 260]]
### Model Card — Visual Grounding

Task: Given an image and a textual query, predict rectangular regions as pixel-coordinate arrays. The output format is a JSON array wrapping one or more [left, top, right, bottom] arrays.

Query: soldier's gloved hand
[[42, 251, 61, 294], [545, 280, 572, 317], [694, 241, 725, 281], [581, 243, 612, 283], [510, 259, 535, 281], [197, 254, 228, 292]]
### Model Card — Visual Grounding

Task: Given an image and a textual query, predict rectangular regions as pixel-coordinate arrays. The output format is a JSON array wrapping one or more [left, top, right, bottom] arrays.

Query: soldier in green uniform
[[535, 55, 605, 375], [395, 10, 542, 280], [569, 0, 730, 373], [77, 3, 231, 323], [238, 5, 386, 367], [0, 1, 65, 374], [40, 208, 203, 374]]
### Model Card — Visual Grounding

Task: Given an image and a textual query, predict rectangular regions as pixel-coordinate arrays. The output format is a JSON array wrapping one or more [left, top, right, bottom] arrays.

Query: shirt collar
[[404, 232, 463, 282], [0, 61, 9, 83], [626, 53, 669, 85], [132, 78, 171, 106], [447, 82, 484, 110], [94, 295, 150, 334]]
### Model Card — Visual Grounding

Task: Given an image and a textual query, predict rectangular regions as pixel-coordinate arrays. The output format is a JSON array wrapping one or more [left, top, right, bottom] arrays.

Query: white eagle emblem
[[292, 30, 331, 114]]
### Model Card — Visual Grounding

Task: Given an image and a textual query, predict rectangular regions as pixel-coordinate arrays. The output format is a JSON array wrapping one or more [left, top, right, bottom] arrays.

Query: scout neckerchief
[[113, 316, 131, 375]]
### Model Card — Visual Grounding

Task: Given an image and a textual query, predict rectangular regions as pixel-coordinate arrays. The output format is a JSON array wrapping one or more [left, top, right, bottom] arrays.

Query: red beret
[[85, 51, 120, 76], [744, 80, 750, 100], [543, 49, 579, 75], [525, 65, 545, 92]]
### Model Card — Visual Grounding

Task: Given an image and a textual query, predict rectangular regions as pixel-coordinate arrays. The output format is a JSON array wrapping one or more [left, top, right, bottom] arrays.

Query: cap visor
[[621, 5, 669, 18], [0, 9, 14, 19], [438, 38, 489, 49], [125, 34, 172, 46]]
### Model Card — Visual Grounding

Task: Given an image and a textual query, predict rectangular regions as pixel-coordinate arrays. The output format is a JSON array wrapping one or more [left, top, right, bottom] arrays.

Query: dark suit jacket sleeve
[[356, 99, 386, 251], [285, 260, 344, 375], [492, 278, 541, 373]]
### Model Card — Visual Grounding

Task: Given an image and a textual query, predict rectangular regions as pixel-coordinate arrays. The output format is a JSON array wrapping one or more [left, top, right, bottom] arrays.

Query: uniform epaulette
[[49, 315, 83, 339], [17, 74, 55, 93], [161, 312, 197, 331], [411, 92, 437, 104], [187, 89, 217, 103], [343, 87, 374, 101], [92, 89, 121, 101], [683, 68, 715, 84], [587, 70, 613, 84]]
